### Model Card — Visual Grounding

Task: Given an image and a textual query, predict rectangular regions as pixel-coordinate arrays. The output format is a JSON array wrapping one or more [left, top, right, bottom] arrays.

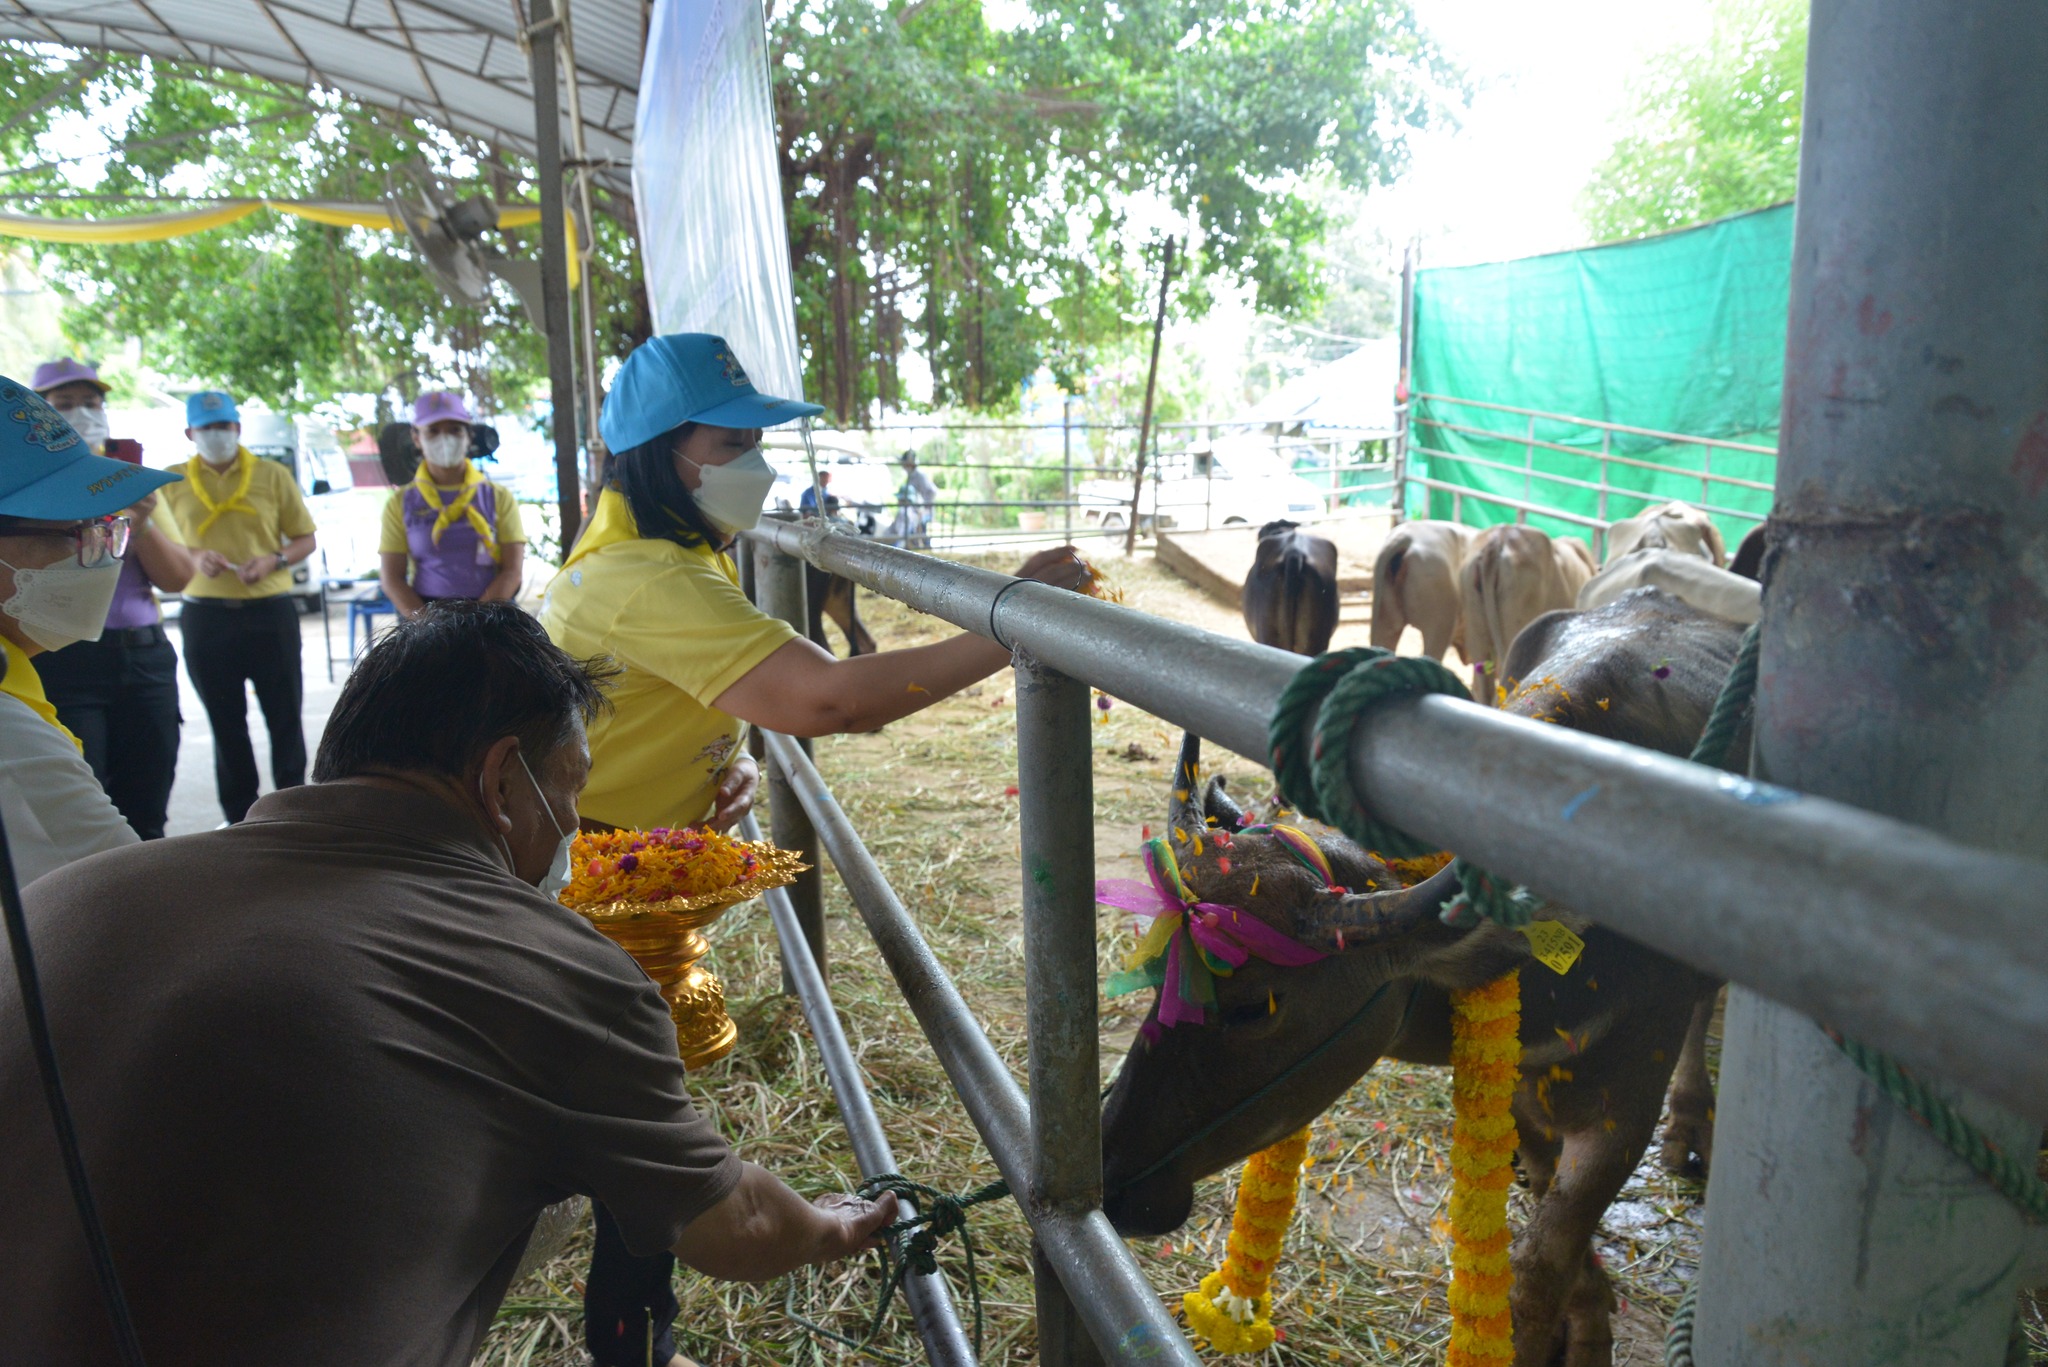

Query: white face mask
[[0, 554, 122, 651], [56, 406, 109, 452], [487, 749, 574, 894], [421, 432, 469, 469], [681, 446, 777, 534], [193, 429, 240, 465]]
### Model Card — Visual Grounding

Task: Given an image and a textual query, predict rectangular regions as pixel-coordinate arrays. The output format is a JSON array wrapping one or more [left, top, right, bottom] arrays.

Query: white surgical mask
[[0, 554, 122, 651], [487, 749, 575, 894], [193, 429, 240, 465], [681, 447, 776, 534], [57, 406, 109, 453], [421, 432, 469, 469]]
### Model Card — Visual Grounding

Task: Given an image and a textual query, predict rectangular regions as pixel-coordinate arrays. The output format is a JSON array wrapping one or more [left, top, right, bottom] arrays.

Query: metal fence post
[[1014, 655, 1105, 1367], [751, 533, 826, 991], [1692, 4, 2048, 1362], [1062, 397, 1075, 544]]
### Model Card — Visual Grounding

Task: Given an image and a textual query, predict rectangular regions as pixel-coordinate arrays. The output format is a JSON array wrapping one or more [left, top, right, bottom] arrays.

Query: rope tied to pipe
[[784, 1173, 1011, 1364], [1266, 646, 1537, 929]]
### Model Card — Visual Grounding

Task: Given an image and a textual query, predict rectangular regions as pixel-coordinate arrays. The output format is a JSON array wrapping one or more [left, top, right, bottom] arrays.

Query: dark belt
[[98, 624, 168, 649], [181, 594, 291, 611]]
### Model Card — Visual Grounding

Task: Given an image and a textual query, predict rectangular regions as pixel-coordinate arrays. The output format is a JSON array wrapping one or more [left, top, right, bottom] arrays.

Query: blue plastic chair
[[348, 589, 397, 661]]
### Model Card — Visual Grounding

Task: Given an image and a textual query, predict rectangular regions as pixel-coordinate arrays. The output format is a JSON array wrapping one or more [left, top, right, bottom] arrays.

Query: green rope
[[1687, 622, 1761, 771], [1268, 647, 1537, 928], [783, 1173, 1011, 1363]]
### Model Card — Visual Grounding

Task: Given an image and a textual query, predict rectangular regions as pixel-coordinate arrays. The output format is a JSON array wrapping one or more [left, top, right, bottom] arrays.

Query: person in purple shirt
[[378, 392, 527, 617], [30, 357, 198, 839]]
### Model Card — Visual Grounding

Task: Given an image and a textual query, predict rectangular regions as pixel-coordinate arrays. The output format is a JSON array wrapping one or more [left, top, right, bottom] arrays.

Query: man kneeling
[[0, 601, 893, 1365]]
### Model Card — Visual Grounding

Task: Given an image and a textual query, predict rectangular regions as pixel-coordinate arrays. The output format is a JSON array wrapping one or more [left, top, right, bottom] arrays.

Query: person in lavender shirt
[[378, 392, 527, 618], [31, 358, 197, 839]]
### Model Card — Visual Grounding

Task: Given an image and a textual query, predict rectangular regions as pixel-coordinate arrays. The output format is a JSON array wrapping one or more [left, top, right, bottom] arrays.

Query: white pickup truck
[[1077, 437, 1327, 532]]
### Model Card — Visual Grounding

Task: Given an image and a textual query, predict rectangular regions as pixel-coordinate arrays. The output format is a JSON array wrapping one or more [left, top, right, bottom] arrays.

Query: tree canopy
[[1579, 0, 1805, 244], [773, 0, 1455, 421]]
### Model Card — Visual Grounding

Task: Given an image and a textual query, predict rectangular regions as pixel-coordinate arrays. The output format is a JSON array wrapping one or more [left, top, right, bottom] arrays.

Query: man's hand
[[1013, 544, 1088, 592], [195, 549, 234, 578], [810, 1190, 900, 1261], [237, 551, 281, 585], [707, 753, 760, 832]]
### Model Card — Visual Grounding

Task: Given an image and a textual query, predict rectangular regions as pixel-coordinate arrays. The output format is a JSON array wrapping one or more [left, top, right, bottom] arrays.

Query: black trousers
[[178, 596, 306, 824], [36, 627, 182, 840], [585, 1204, 680, 1367]]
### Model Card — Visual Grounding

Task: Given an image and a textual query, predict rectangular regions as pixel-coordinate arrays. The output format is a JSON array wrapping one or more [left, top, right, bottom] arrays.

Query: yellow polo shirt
[[160, 448, 318, 599], [540, 489, 796, 829]]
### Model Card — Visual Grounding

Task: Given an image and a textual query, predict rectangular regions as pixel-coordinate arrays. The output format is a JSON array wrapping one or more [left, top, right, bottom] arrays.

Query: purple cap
[[412, 391, 474, 426], [30, 358, 109, 396]]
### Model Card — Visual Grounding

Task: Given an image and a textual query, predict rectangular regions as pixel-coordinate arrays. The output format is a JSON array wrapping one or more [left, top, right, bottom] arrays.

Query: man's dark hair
[[312, 601, 617, 782], [611, 421, 722, 550]]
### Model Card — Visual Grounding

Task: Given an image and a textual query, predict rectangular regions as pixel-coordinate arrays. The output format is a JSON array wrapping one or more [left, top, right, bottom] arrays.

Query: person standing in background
[[0, 373, 180, 882], [30, 358, 196, 839], [377, 391, 526, 617], [896, 449, 937, 549], [159, 390, 318, 824]]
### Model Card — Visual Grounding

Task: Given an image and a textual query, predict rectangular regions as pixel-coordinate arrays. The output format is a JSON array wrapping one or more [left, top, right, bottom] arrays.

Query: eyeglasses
[[0, 516, 131, 568]]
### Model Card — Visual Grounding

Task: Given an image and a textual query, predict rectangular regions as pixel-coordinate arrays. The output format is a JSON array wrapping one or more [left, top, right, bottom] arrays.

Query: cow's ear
[[1290, 863, 1460, 953], [1321, 838, 1399, 896]]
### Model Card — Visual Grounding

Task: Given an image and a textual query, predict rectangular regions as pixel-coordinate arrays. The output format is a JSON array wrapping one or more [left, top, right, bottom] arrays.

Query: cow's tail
[[1370, 534, 1408, 650]]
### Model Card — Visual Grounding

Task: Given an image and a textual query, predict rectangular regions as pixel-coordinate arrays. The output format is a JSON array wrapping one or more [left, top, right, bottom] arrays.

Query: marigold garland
[[1447, 973, 1520, 1366], [1182, 1126, 1312, 1354], [557, 826, 762, 909]]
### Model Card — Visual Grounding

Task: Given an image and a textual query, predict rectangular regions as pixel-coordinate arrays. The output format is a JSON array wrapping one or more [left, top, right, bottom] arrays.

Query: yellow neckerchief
[[182, 447, 260, 538], [0, 636, 80, 750], [412, 459, 499, 563]]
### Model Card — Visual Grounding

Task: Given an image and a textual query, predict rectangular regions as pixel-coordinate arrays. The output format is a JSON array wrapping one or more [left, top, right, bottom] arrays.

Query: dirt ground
[[478, 549, 1709, 1367]]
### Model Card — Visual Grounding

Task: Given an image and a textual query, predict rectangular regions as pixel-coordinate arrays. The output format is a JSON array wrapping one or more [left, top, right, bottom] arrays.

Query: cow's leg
[[821, 577, 876, 657], [1660, 989, 1718, 1178], [804, 569, 833, 655], [1509, 1101, 1659, 1367]]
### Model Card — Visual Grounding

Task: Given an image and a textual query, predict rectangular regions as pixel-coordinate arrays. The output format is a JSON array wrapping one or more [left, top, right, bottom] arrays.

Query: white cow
[[1458, 524, 1598, 701], [1369, 520, 1477, 662], [1577, 547, 1761, 624], [1603, 500, 1727, 567]]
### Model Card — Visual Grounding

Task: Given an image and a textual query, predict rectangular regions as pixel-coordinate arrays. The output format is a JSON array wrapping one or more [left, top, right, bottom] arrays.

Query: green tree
[[0, 48, 647, 418], [772, 0, 1456, 422], [1580, 0, 1806, 243]]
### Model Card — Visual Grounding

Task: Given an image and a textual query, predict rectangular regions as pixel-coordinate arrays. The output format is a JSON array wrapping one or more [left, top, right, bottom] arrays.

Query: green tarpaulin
[[1407, 202, 1791, 546]]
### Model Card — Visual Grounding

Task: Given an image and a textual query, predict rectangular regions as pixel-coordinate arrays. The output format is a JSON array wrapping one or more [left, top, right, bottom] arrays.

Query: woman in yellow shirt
[[542, 332, 1083, 1367], [543, 332, 1085, 836]]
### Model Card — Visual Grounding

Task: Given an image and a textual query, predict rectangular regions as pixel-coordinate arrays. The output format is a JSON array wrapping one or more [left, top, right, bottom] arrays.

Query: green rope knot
[[1268, 646, 1533, 928], [785, 1174, 1012, 1363]]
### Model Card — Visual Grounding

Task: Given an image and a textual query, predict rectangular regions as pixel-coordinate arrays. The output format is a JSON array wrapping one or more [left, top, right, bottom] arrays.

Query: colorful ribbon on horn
[[1097, 836, 1328, 1039]]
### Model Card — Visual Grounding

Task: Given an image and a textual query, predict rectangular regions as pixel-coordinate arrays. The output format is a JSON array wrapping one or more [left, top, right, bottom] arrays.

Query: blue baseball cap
[[0, 377, 178, 520], [600, 333, 823, 452], [185, 389, 240, 428]]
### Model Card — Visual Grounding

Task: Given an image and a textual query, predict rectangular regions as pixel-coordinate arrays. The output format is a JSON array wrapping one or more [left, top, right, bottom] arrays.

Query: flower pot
[[1017, 510, 1048, 531]]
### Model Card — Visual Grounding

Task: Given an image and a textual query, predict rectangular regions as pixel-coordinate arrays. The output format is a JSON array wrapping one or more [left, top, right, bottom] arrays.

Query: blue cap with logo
[[600, 334, 823, 453], [0, 376, 178, 520], [185, 389, 240, 428]]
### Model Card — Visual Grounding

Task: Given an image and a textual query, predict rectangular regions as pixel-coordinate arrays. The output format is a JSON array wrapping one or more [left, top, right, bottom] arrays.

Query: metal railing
[[741, 517, 2048, 1365], [1401, 393, 1775, 556]]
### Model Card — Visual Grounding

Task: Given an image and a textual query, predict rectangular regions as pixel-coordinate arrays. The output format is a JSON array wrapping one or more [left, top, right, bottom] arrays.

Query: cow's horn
[[1202, 774, 1244, 830], [1289, 863, 1462, 952], [1167, 732, 1204, 837]]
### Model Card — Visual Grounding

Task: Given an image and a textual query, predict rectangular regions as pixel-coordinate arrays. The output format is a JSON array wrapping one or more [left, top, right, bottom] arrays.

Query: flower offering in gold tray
[[558, 827, 806, 1068]]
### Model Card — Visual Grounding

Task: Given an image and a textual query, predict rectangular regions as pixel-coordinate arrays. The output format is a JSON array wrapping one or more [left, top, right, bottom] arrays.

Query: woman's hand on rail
[[1013, 544, 1090, 592], [706, 753, 760, 831]]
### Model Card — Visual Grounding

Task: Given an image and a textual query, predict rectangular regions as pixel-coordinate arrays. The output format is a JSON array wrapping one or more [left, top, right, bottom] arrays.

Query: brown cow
[[1101, 590, 1744, 1365], [1369, 519, 1476, 661], [1242, 520, 1339, 657], [1458, 525, 1596, 701], [1601, 500, 1726, 567]]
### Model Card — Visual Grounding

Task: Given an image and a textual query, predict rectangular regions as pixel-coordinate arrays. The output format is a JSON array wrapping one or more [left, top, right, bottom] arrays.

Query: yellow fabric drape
[[0, 200, 580, 287], [183, 448, 261, 538], [412, 460, 500, 564]]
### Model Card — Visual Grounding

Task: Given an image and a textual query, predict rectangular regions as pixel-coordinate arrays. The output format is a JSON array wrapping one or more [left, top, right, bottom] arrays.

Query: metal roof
[[0, 0, 640, 190]]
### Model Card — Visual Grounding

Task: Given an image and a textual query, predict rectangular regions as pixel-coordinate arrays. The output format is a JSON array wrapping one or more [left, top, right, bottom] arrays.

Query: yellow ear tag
[[1521, 920, 1585, 975]]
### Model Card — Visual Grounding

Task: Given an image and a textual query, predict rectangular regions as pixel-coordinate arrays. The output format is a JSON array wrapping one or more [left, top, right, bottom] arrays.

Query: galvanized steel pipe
[[759, 731, 1200, 1367], [744, 519, 2048, 1121]]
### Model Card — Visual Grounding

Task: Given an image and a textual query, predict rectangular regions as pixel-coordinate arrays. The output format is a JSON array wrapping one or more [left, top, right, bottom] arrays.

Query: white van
[[1076, 436, 1327, 532]]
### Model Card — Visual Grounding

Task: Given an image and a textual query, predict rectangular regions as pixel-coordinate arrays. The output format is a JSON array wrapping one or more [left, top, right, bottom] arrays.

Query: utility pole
[[525, 0, 583, 551], [1124, 235, 1176, 556]]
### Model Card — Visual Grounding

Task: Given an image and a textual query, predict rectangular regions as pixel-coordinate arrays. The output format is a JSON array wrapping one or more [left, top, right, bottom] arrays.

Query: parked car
[[1077, 436, 1327, 532]]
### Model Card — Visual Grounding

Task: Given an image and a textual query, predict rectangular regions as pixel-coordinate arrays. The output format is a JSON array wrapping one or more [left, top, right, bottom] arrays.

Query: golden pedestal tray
[[564, 843, 806, 1070]]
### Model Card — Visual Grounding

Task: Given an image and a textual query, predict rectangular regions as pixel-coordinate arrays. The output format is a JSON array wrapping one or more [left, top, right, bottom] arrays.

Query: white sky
[[1381, 0, 1714, 266]]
